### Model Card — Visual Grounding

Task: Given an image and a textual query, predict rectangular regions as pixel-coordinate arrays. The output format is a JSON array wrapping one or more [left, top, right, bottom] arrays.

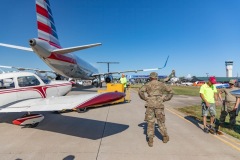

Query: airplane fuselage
[[29, 38, 98, 79], [0, 72, 72, 107]]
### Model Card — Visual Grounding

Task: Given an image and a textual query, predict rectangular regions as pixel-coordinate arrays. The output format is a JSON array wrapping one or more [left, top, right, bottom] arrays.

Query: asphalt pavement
[[0, 86, 239, 160]]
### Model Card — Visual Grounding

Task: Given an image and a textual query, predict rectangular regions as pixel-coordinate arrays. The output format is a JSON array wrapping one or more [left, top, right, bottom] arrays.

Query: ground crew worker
[[199, 76, 219, 133], [218, 79, 240, 128], [138, 72, 173, 147], [120, 74, 127, 93]]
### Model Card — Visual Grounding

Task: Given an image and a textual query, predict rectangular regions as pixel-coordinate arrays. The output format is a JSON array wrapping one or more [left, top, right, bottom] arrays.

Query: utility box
[[98, 83, 130, 104]]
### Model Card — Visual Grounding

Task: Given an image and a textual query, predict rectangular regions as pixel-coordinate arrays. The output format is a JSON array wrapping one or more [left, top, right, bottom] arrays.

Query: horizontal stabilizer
[[52, 43, 102, 54], [0, 43, 33, 52]]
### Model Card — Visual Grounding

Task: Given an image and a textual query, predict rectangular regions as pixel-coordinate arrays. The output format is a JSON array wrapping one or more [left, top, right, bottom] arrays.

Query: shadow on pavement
[[0, 112, 129, 140], [138, 122, 163, 141], [184, 115, 202, 130]]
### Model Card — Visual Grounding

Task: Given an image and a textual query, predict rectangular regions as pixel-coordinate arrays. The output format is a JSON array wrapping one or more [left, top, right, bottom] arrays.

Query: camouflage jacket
[[138, 80, 173, 108]]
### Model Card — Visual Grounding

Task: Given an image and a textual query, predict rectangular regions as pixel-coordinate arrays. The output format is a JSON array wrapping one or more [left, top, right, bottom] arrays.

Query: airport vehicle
[[181, 82, 193, 86], [215, 83, 230, 89], [0, 0, 168, 87], [0, 71, 125, 127], [193, 81, 205, 86]]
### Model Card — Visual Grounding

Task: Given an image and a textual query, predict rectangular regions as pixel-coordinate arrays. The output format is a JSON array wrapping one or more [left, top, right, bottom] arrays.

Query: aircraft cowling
[[105, 77, 112, 83], [29, 39, 36, 46], [29, 38, 52, 58]]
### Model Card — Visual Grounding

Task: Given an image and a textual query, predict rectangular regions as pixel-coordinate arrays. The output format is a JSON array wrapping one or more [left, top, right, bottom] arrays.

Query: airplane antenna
[[97, 62, 119, 72]]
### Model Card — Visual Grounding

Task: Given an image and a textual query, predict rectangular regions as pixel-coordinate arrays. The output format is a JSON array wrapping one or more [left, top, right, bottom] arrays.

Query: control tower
[[225, 61, 233, 77]]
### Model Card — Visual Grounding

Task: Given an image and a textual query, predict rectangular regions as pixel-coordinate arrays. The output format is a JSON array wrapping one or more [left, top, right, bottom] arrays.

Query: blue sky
[[0, 0, 240, 77]]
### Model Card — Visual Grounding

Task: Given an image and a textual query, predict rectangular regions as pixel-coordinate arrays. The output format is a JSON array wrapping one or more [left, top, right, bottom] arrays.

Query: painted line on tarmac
[[221, 134, 240, 145], [166, 108, 192, 124], [166, 107, 240, 152]]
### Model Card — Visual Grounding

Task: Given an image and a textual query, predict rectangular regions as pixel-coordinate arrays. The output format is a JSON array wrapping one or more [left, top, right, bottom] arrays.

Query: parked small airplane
[[0, 0, 169, 87], [0, 71, 125, 127]]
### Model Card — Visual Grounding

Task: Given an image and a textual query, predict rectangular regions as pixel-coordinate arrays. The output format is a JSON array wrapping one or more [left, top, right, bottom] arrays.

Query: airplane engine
[[104, 74, 113, 83], [29, 39, 36, 46], [105, 77, 112, 83]]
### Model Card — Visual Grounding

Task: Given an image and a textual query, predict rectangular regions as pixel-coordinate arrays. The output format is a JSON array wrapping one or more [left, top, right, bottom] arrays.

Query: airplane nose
[[29, 39, 36, 46]]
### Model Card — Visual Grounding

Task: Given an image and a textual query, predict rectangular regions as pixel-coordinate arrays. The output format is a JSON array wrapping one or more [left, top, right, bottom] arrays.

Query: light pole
[[97, 62, 119, 72]]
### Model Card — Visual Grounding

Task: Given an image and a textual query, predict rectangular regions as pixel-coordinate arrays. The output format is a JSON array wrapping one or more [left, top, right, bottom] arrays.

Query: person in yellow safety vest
[[120, 74, 127, 93]]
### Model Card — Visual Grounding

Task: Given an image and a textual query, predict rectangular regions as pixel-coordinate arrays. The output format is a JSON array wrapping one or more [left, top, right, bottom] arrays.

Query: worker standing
[[120, 74, 127, 93], [138, 72, 173, 147]]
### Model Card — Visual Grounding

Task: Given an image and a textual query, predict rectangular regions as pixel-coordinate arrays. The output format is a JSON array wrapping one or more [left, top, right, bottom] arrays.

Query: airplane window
[[0, 78, 15, 89], [17, 76, 40, 87]]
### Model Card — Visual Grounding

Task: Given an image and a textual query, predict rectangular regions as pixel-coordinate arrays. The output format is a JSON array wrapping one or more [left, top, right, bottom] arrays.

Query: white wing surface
[[0, 91, 125, 113], [92, 56, 169, 77]]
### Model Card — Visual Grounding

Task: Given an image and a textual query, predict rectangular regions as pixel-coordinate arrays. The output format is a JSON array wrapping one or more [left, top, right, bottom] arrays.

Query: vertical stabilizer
[[36, 0, 61, 48]]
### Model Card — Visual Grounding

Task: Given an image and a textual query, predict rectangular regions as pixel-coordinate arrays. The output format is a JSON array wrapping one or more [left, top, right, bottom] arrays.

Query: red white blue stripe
[[36, 0, 61, 48]]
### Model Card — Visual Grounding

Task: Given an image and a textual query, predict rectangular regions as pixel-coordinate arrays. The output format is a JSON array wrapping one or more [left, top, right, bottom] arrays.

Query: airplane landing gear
[[76, 107, 88, 113], [12, 113, 44, 128]]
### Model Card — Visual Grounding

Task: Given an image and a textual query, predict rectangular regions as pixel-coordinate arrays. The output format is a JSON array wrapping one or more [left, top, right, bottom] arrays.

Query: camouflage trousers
[[219, 103, 236, 126], [146, 107, 168, 138]]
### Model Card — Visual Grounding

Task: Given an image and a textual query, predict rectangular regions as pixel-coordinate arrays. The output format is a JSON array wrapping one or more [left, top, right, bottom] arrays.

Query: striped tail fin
[[36, 0, 61, 48]]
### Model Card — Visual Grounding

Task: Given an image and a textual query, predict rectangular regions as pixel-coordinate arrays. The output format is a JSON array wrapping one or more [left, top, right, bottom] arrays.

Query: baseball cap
[[149, 72, 158, 78], [209, 76, 217, 84], [229, 79, 235, 85]]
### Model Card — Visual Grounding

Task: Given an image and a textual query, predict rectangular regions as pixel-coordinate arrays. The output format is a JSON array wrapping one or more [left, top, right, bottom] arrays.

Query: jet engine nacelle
[[104, 75, 113, 83]]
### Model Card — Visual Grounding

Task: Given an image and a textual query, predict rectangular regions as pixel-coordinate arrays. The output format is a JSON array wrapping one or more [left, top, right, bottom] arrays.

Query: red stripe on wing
[[76, 92, 125, 109]]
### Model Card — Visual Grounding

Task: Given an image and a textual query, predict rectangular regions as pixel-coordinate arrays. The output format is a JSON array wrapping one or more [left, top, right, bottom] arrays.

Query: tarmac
[[0, 85, 240, 160]]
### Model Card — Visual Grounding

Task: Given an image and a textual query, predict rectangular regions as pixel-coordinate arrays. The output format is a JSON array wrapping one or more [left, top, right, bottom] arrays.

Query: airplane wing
[[52, 43, 102, 54], [0, 92, 125, 113], [0, 65, 55, 74], [92, 56, 169, 77], [0, 43, 33, 52]]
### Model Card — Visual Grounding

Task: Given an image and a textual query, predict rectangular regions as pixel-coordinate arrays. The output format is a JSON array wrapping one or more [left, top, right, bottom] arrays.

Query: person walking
[[199, 76, 218, 133], [138, 72, 173, 147]]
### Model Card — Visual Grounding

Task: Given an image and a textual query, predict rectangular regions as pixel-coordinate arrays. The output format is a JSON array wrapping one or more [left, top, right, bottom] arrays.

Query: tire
[[77, 107, 88, 113]]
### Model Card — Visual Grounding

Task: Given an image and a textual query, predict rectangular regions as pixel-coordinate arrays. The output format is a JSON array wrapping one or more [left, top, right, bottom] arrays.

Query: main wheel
[[77, 107, 88, 113]]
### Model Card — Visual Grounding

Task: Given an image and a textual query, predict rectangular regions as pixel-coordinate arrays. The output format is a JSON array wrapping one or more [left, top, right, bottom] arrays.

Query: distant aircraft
[[0, 71, 125, 127], [0, 0, 169, 87]]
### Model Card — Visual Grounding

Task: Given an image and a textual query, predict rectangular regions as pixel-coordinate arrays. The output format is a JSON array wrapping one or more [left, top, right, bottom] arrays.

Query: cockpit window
[[0, 78, 15, 89], [17, 76, 40, 87]]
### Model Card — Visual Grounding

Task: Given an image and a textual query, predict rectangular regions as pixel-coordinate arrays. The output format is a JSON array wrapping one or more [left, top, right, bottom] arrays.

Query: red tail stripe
[[36, 4, 49, 18], [38, 21, 52, 34], [39, 38, 62, 49], [48, 53, 76, 64]]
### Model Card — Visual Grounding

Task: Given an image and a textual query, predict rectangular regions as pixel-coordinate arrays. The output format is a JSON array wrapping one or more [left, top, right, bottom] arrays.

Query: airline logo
[[36, 0, 61, 48]]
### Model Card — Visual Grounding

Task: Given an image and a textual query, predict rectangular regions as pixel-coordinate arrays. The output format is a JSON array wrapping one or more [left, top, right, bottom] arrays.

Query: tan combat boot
[[148, 138, 153, 147], [163, 135, 169, 143]]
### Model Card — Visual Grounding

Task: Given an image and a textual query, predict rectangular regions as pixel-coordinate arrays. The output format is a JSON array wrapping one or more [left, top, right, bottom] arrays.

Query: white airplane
[[0, 0, 169, 87], [0, 71, 125, 127]]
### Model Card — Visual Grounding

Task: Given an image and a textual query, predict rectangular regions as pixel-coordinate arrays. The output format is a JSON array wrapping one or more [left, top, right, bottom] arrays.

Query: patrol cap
[[229, 79, 235, 85], [209, 76, 217, 84], [149, 72, 158, 78]]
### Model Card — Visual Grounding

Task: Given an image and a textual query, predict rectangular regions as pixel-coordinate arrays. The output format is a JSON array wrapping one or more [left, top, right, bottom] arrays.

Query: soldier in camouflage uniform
[[218, 79, 240, 127], [138, 72, 173, 147]]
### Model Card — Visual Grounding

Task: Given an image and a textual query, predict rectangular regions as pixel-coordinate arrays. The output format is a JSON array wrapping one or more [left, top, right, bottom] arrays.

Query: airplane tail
[[36, 0, 61, 48]]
